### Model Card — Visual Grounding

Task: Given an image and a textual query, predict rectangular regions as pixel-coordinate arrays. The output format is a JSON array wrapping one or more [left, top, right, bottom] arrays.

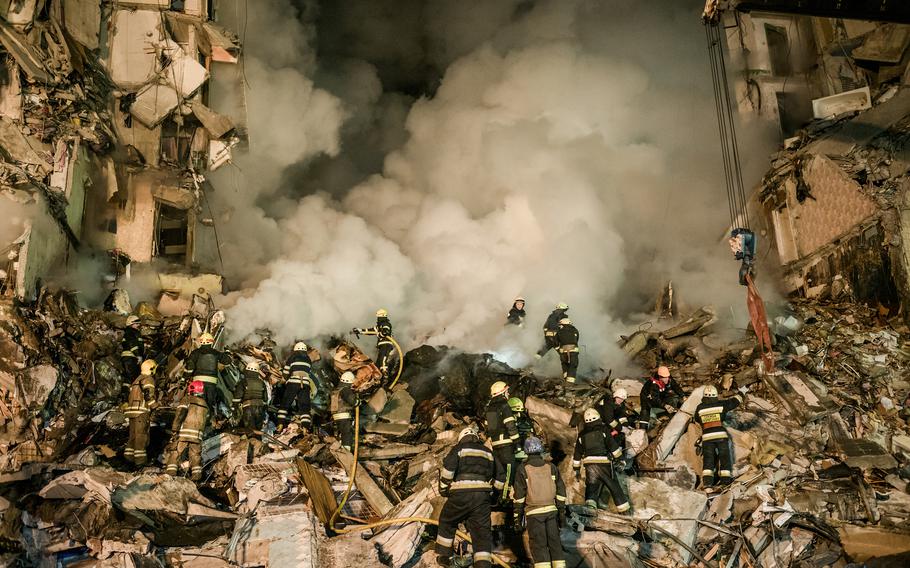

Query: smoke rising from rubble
[[215, 0, 775, 373]]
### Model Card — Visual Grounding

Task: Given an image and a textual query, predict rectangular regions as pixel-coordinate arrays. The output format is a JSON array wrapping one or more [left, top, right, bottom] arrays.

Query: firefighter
[[233, 361, 268, 432], [124, 359, 157, 465], [536, 303, 568, 358], [277, 342, 317, 429], [596, 388, 635, 450], [183, 333, 232, 415], [120, 315, 145, 398], [506, 297, 526, 326], [508, 397, 536, 457], [555, 317, 580, 384], [436, 426, 505, 568], [637, 365, 685, 429], [353, 309, 396, 382], [695, 385, 744, 488], [572, 409, 629, 513], [166, 380, 209, 481], [331, 372, 357, 451], [485, 381, 520, 493], [513, 436, 567, 568]]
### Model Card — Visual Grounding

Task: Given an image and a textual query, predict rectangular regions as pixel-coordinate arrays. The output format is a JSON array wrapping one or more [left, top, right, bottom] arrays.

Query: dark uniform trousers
[[436, 490, 493, 568], [527, 513, 565, 568], [492, 444, 517, 493], [241, 401, 265, 431], [584, 463, 630, 512], [278, 380, 313, 427], [558, 350, 578, 384], [702, 439, 734, 485], [166, 441, 202, 480], [126, 413, 150, 464]]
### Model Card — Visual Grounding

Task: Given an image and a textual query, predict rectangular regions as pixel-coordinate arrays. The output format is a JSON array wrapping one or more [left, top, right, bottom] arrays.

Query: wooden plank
[[331, 446, 394, 516]]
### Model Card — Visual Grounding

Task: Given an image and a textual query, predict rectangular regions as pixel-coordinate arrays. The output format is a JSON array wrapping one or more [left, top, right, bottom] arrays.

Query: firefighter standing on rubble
[[353, 309, 396, 382], [486, 381, 520, 493], [166, 380, 209, 481], [555, 317, 580, 384], [637, 365, 685, 429], [124, 359, 158, 465], [508, 397, 536, 457], [331, 371, 358, 451], [120, 315, 145, 398], [506, 297, 526, 326], [233, 361, 268, 432], [596, 388, 634, 450], [537, 303, 568, 358], [183, 332, 232, 415], [277, 342, 317, 430], [513, 436, 567, 568], [436, 426, 505, 568], [695, 385, 744, 489], [573, 408, 630, 513]]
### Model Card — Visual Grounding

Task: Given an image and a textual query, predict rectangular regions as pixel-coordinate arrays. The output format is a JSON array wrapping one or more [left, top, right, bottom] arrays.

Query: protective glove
[[514, 449, 528, 460], [664, 404, 676, 414], [513, 512, 526, 533], [557, 509, 567, 529], [351, 328, 361, 338]]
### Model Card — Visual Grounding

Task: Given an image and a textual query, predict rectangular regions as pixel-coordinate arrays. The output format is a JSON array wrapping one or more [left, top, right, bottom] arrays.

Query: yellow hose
[[328, 404, 510, 567], [387, 336, 405, 389]]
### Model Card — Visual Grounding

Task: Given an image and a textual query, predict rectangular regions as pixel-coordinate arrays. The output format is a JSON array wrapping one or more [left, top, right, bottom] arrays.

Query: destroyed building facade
[[0, 1, 240, 304]]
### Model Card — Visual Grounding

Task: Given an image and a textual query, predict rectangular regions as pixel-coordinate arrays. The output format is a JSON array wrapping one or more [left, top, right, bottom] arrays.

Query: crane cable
[[705, 19, 750, 231]]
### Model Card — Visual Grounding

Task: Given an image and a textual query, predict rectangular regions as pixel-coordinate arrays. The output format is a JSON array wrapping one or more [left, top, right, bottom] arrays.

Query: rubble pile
[[0, 286, 908, 567]]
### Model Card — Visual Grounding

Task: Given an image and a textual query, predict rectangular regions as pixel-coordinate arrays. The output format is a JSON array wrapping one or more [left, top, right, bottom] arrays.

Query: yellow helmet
[[704, 385, 718, 397], [140, 360, 158, 375], [376, 308, 389, 318], [490, 381, 509, 398], [556, 302, 569, 310], [198, 333, 215, 346]]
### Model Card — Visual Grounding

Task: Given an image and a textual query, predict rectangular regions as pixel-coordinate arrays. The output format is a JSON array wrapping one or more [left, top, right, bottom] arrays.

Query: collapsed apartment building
[[0, 2, 906, 568], [0, 0, 240, 305]]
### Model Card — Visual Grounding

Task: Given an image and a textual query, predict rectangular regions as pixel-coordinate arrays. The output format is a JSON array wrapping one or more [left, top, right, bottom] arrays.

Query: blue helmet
[[524, 436, 544, 455]]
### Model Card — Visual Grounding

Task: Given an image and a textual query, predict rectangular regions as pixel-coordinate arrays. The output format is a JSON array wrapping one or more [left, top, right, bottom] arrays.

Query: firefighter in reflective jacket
[[436, 426, 505, 568], [572, 409, 630, 513], [233, 361, 268, 431], [695, 385, 743, 488], [486, 381, 520, 492], [120, 315, 145, 398], [595, 388, 635, 449], [166, 381, 209, 481], [508, 397, 536, 457], [354, 309, 396, 381], [277, 342, 317, 429], [637, 365, 686, 428], [513, 436, 567, 568], [124, 359, 157, 465], [537, 303, 568, 357], [183, 333, 232, 413], [555, 318, 580, 384], [506, 297, 526, 326], [331, 372, 358, 451]]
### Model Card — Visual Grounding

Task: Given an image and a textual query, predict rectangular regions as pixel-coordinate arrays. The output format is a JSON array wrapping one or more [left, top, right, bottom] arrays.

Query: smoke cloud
[[214, 0, 775, 376]]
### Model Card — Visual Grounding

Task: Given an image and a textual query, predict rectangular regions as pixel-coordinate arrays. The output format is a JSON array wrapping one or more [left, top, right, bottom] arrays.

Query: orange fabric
[[745, 274, 774, 373]]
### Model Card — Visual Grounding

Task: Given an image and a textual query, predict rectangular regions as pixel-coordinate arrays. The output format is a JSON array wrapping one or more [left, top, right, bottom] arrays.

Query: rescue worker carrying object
[[233, 361, 268, 431], [331, 372, 358, 451], [513, 436, 567, 568], [436, 426, 505, 568], [166, 380, 209, 481], [124, 359, 157, 465], [278, 342, 317, 429], [537, 303, 568, 358], [573, 408, 630, 513], [555, 317, 580, 384], [695, 384, 744, 489], [485, 381, 520, 492], [353, 309, 397, 383], [183, 332, 232, 415], [638, 365, 685, 429]]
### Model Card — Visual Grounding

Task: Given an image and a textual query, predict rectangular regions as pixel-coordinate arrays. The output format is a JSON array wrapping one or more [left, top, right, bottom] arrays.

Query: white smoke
[[215, 0, 774, 376]]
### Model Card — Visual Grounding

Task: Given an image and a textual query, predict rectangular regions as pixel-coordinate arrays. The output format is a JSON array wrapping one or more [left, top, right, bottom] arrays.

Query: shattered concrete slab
[[227, 508, 320, 568], [628, 476, 707, 564]]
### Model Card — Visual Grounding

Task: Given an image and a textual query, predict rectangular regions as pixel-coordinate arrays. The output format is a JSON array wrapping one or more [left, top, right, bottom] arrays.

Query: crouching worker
[[573, 409, 630, 513], [166, 380, 209, 482], [514, 436, 567, 568], [436, 426, 504, 568], [695, 384, 743, 489]]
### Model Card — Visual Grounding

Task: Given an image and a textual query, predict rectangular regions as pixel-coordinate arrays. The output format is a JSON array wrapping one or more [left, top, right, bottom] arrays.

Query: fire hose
[[328, 401, 511, 567], [386, 335, 405, 389]]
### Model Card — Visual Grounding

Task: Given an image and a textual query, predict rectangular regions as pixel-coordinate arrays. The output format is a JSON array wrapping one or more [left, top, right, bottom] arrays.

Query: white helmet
[[293, 341, 308, 352], [458, 426, 479, 441], [245, 361, 260, 372], [584, 408, 601, 423], [704, 385, 718, 398], [340, 371, 355, 384], [613, 388, 628, 402], [559, 317, 571, 325]]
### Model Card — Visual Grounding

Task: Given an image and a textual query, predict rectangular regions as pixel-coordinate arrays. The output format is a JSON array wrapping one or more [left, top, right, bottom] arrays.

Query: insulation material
[[108, 9, 163, 89]]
